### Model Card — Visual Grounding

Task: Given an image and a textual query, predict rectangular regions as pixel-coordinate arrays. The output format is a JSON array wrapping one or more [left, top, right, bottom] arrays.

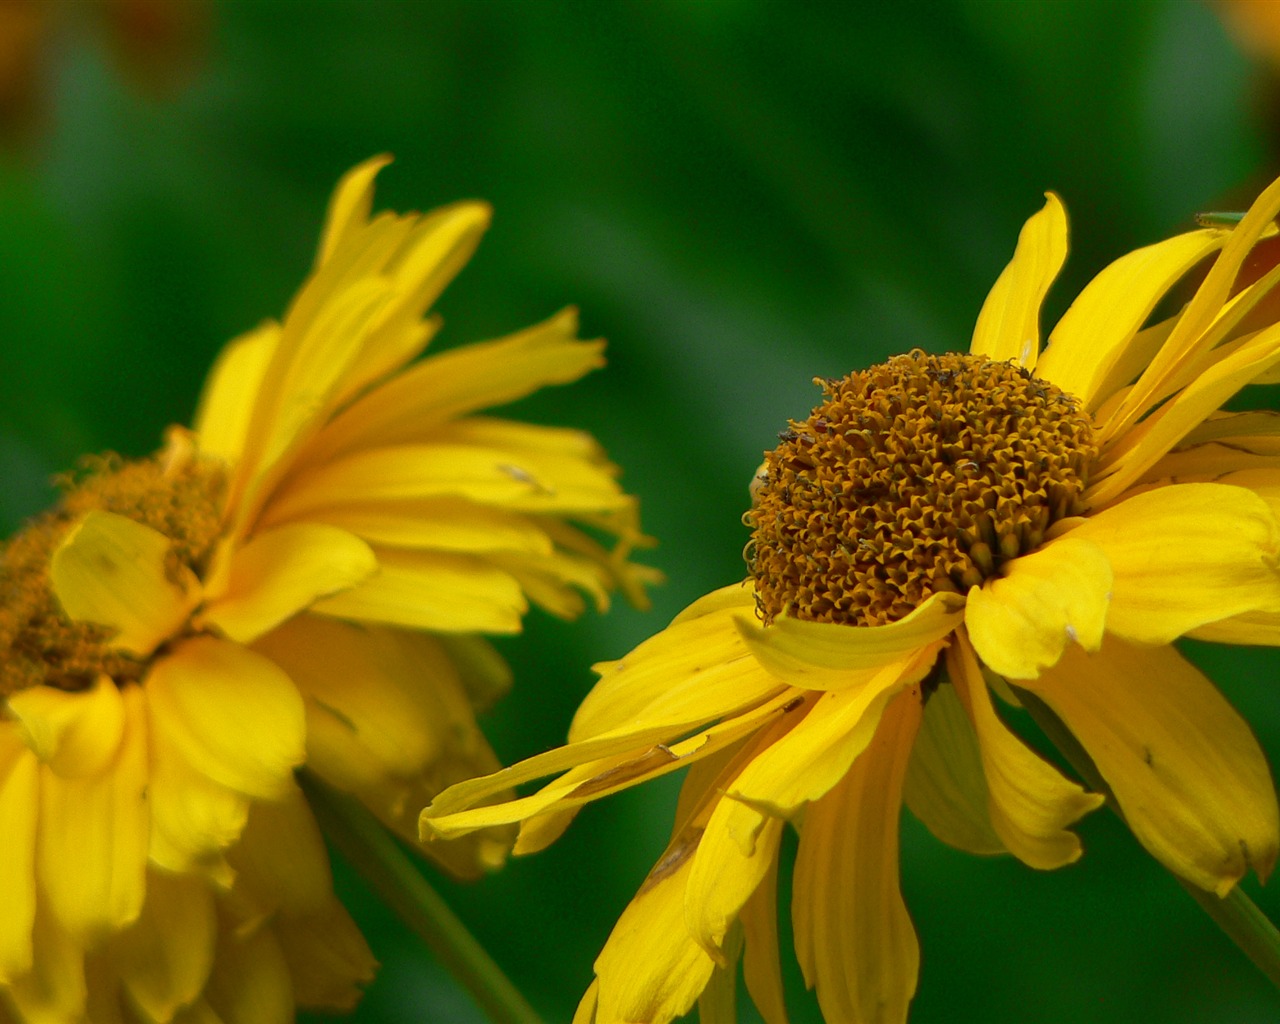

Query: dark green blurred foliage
[[2, 0, 1279, 1020]]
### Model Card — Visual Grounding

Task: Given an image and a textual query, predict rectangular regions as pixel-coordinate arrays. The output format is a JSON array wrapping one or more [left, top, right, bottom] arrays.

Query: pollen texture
[[747, 350, 1096, 627], [0, 447, 225, 696]]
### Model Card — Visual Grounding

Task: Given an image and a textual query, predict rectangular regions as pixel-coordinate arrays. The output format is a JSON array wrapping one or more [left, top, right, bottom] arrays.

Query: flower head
[[0, 156, 655, 1021], [423, 183, 1280, 1023]]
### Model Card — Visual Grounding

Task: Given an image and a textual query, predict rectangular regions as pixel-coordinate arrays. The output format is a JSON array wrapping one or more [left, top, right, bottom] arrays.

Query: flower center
[[0, 440, 225, 696], [746, 350, 1096, 627]]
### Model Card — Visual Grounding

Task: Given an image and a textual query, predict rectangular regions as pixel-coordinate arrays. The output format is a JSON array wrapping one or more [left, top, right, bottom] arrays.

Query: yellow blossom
[[423, 183, 1280, 1023], [0, 155, 655, 1022]]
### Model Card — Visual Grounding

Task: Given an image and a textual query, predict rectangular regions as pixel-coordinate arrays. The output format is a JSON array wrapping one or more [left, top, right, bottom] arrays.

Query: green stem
[[301, 774, 544, 1024], [1013, 687, 1280, 990]]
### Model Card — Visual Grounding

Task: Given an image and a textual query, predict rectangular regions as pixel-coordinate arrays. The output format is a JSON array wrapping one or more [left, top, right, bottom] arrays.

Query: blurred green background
[[3, 0, 1280, 1021]]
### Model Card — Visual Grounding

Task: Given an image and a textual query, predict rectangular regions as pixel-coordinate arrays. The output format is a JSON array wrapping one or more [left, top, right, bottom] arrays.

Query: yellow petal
[[193, 322, 281, 466], [724, 659, 928, 818], [113, 872, 216, 1023], [792, 687, 921, 1024], [7, 675, 123, 778], [736, 590, 963, 691], [203, 925, 292, 1024], [228, 784, 332, 917], [311, 547, 527, 634], [5, 906, 86, 1022], [201, 524, 377, 642], [969, 193, 1067, 369], [146, 637, 305, 800], [949, 632, 1102, 869], [740, 850, 789, 1024], [903, 678, 1005, 857], [0, 731, 38, 982], [571, 594, 784, 741], [295, 497, 555, 555], [37, 684, 148, 940], [1187, 608, 1280, 645], [1036, 228, 1228, 406], [592, 844, 716, 1024], [309, 307, 604, 460], [50, 510, 200, 657], [1024, 638, 1280, 894], [315, 155, 394, 265], [274, 899, 376, 1012], [1070, 483, 1280, 644], [1088, 320, 1280, 506], [964, 534, 1111, 680]]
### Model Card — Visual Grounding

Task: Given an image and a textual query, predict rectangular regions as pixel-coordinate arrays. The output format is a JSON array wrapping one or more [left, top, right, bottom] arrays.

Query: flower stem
[[1014, 686, 1280, 990], [301, 773, 545, 1024]]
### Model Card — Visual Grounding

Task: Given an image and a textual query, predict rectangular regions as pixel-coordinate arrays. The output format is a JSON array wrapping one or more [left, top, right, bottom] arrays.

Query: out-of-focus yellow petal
[[146, 637, 305, 800], [112, 872, 216, 1023], [792, 687, 921, 1024], [903, 679, 1005, 857], [315, 155, 394, 266], [49, 510, 200, 657], [203, 925, 292, 1024], [7, 675, 123, 778], [0, 731, 38, 982], [969, 193, 1067, 370], [274, 900, 376, 1012], [964, 534, 1111, 680], [1037, 228, 1228, 406], [37, 684, 148, 940], [1069, 483, 1280, 644], [949, 632, 1102, 869], [200, 524, 377, 641], [311, 548, 527, 634], [6, 906, 86, 1023], [308, 308, 604, 460], [1024, 638, 1280, 894], [227, 785, 332, 918], [193, 322, 281, 466], [740, 849, 789, 1024], [736, 591, 963, 691]]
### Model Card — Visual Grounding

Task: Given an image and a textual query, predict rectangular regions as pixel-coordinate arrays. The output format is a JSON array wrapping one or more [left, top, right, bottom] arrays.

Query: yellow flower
[[0, 155, 655, 1021], [423, 182, 1280, 1023]]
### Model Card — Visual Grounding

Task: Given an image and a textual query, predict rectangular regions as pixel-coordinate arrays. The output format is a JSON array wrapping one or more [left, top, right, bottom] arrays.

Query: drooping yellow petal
[[307, 308, 605, 460], [311, 547, 527, 634], [146, 637, 305, 800], [969, 193, 1067, 370], [949, 632, 1102, 869], [902, 678, 1005, 857], [227, 785, 333, 918], [7, 675, 123, 778], [571, 595, 785, 741], [792, 687, 922, 1024], [736, 591, 963, 691], [1069, 483, 1280, 644], [591, 849, 716, 1024], [1024, 638, 1280, 894], [1036, 228, 1228, 406], [200, 523, 377, 642], [112, 872, 216, 1023], [37, 684, 148, 940], [0, 731, 38, 982], [740, 849, 789, 1024], [5, 906, 86, 1023], [723, 659, 928, 819], [49, 510, 200, 657]]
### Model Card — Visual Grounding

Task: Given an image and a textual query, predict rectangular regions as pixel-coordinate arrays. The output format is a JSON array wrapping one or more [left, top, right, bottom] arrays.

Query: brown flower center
[[746, 350, 1096, 627], [0, 441, 225, 696]]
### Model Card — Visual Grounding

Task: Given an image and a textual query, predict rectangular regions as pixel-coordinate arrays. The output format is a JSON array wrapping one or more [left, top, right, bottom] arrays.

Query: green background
[[3, 1, 1280, 1021]]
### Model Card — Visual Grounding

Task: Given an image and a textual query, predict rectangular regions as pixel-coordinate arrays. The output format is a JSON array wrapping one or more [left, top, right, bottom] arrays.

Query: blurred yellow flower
[[0, 155, 655, 1021], [424, 182, 1280, 1023]]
